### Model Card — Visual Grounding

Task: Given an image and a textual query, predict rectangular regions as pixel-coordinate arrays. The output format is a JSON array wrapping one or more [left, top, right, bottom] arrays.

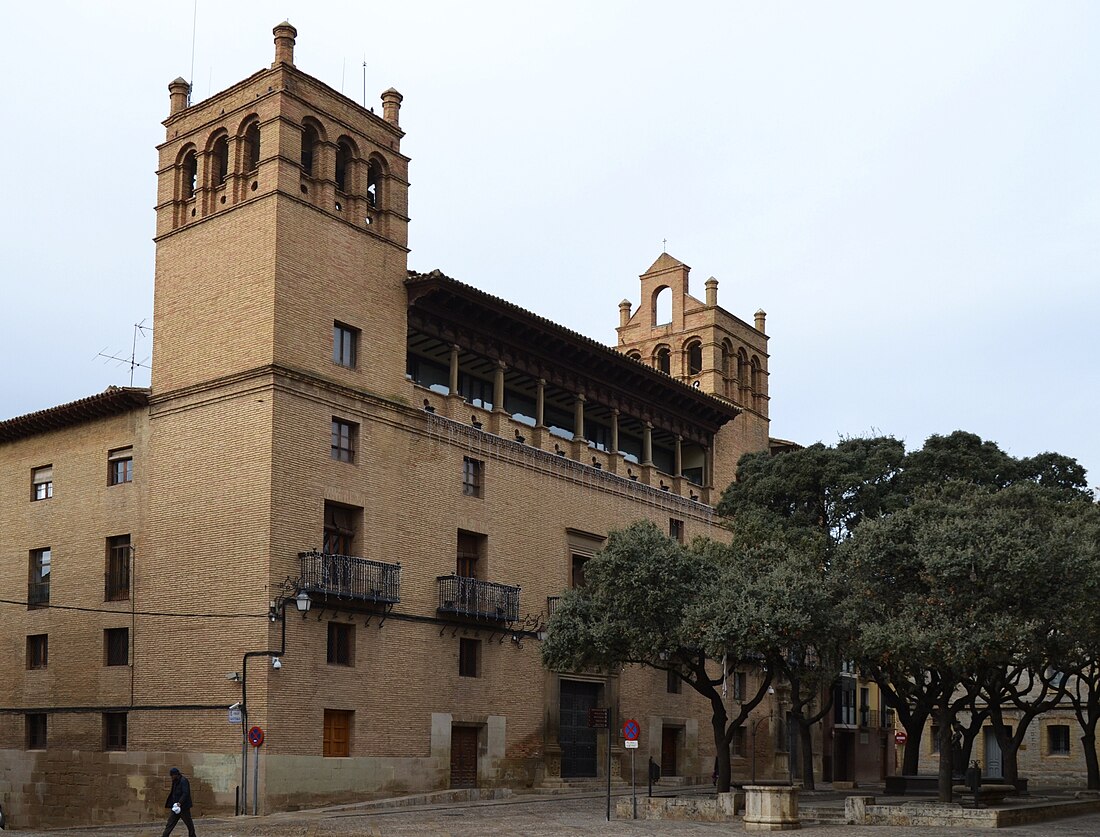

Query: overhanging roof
[[0, 387, 149, 444], [405, 270, 740, 437]]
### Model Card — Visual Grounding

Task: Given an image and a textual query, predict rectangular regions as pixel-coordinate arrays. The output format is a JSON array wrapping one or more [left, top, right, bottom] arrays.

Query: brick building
[[0, 24, 787, 828]]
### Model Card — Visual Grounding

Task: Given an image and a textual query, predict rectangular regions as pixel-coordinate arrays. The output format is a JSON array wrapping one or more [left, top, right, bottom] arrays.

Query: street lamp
[[750, 714, 770, 784], [238, 590, 312, 815]]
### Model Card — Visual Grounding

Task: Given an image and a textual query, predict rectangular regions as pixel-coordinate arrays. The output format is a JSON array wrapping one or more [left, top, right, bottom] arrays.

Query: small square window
[[26, 634, 48, 670], [26, 713, 47, 750], [104, 712, 127, 751], [105, 627, 129, 666], [32, 465, 53, 501], [105, 535, 131, 601], [667, 668, 681, 694], [1049, 724, 1071, 755], [669, 518, 684, 543], [323, 709, 353, 757], [331, 418, 357, 463], [327, 622, 354, 666], [108, 447, 133, 485], [333, 322, 359, 368], [459, 638, 480, 678], [462, 457, 483, 497]]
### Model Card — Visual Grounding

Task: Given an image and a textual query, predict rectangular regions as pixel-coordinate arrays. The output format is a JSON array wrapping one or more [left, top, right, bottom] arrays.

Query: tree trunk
[[712, 709, 732, 793], [901, 708, 929, 775], [937, 706, 954, 802], [1083, 729, 1099, 791], [799, 720, 816, 790]]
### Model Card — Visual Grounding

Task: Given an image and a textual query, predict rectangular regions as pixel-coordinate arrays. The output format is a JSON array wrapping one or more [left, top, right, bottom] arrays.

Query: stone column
[[642, 422, 653, 466], [448, 345, 460, 395], [493, 361, 506, 413], [572, 393, 586, 442]]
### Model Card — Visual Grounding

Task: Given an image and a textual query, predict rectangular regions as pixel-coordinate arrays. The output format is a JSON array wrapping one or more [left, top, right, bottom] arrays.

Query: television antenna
[[96, 320, 152, 387]]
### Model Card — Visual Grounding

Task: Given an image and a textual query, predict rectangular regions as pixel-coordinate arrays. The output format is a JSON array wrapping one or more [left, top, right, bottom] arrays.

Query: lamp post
[[238, 590, 311, 816], [750, 714, 770, 784]]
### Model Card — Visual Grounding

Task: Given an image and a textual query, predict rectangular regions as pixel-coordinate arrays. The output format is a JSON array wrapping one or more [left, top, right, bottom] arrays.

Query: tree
[[837, 481, 1098, 801], [541, 520, 822, 793]]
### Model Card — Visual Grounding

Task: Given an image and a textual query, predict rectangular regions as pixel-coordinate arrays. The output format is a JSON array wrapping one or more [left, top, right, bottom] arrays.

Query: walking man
[[161, 767, 197, 837]]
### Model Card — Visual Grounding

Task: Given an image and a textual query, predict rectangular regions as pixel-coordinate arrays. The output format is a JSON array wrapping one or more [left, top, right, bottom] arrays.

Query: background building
[[0, 24, 786, 828]]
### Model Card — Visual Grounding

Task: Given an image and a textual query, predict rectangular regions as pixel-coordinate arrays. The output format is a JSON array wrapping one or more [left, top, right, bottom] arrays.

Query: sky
[[1, 1, 1097, 486]]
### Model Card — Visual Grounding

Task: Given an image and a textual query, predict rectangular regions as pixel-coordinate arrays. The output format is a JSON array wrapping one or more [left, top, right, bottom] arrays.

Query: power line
[[0, 598, 264, 620]]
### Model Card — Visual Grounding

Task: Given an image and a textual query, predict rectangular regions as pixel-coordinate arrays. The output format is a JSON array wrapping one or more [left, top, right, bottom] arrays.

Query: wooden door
[[661, 726, 678, 777], [559, 680, 599, 777], [450, 726, 479, 788]]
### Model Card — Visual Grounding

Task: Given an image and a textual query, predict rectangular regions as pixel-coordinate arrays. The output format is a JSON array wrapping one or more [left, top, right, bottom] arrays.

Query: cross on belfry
[[662, 238, 667, 252]]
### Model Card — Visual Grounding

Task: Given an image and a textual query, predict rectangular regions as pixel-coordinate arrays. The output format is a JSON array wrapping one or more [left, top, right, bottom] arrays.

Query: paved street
[[14, 791, 1100, 837]]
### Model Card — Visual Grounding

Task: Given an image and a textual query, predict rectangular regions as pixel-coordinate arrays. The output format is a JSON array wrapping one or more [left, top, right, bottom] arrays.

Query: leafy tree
[[541, 520, 822, 793]]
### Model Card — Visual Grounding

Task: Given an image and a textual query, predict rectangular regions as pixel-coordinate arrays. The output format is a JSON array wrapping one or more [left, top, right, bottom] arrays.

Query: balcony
[[547, 596, 562, 619], [299, 551, 401, 604], [437, 575, 520, 622]]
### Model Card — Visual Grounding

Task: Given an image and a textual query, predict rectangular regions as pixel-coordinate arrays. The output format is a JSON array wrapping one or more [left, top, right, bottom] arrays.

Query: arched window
[[686, 340, 703, 375], [367, 157, 384, 208], [751, 356, 763, 393], [243, 120, 260, 172], [653, 286, 672, 326], [737, 349, 749, 394], [301, 122, 320, 177], [655, 346, 671, 375], [335, 138, 355, 193], [211, 134, 229, 186], [180, 147, 197, 199], [626, 351, 642, 363]]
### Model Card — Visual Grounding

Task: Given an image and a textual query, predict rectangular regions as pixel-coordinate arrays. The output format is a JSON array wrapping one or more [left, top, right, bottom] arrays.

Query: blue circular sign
[[622, 719, 640, 741]]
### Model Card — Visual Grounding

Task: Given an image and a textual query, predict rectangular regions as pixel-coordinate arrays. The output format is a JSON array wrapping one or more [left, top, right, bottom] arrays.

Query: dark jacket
[[165, 774, 193, 812]]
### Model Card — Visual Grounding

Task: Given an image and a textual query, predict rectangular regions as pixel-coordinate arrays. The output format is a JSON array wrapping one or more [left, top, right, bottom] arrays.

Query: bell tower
[[616, 253, 771, 466], [152, 22, 411, 397]]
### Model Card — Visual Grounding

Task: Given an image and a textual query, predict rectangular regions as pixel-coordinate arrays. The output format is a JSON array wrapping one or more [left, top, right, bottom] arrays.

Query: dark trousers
[[160, 809, 197, 837]]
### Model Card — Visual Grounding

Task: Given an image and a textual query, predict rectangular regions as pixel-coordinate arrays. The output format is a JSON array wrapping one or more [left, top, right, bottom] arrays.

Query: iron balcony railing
[[299, 551, 401, 604], [547, 596, 562, 619], [28, 581, 50, 607], [104, 564, 130, 602], [437, 575, 520, 622]]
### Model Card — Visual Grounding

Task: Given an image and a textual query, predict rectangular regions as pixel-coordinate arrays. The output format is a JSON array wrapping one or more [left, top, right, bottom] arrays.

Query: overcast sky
[[1, 1, 1097, 486]]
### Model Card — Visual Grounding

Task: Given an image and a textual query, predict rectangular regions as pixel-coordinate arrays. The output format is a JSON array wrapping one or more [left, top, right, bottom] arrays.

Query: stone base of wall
[[847, 796, 1100, 828], [615, 791, 742, 821]]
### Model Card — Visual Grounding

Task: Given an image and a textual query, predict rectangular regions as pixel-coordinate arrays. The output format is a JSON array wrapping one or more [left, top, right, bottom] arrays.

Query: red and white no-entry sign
[[894, 730, 908, 745]]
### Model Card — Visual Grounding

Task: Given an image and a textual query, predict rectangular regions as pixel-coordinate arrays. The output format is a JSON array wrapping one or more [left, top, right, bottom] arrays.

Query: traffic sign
[[625, 740, 639, 749], [228, 707, 243, 724], [248, 725, 265, 747], [894, 730, 908, 745], [622, 719, 640, 741]]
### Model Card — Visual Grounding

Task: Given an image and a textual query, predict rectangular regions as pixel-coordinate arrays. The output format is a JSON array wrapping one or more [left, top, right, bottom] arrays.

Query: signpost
[[248, 726, 264, 815], [623, 719, 640, 818], [894, 730, 908, 746]]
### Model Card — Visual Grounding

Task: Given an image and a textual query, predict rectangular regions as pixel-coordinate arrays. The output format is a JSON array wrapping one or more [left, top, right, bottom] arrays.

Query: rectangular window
[[104, 712, 127, 751], [930, 725, 941, 754], [28, 548, 51, 607], [323, 501, 358, 555], [105, 627, 129, 666], [26, 634, 47, 670], [732, 671, 747, 702], [323, 709, 352, 757], [327, 622, 354, 666], [457, 531, 485, 579], [333, 322, 359, 368], [667, 668, 681, 694], [1049, 725, 1071, 755], [26, 713, 47, 750], [459, 638, 481, 678], [571, 554, 590, 589], [331, 418, 357, 463], [669, 518, 684, 543], [105, 535, 131, 601], [32, 465, 53, 500], [108, 447, 133, 485], [462, 457, 483, 497], [732, 726, 747, 758]]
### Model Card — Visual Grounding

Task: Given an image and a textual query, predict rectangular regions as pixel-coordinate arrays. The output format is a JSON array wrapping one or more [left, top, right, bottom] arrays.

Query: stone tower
[[615, 253, 770, 480]]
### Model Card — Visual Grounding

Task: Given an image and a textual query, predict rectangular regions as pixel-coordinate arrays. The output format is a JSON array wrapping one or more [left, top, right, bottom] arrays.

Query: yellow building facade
[[0, 24, 786, 828]]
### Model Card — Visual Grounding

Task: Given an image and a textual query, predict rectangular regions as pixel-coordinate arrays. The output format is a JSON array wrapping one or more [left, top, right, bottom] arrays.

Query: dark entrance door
[[450, 726, 478, 788], [661, 726, 678, 776], [560, 680, 599, 777]]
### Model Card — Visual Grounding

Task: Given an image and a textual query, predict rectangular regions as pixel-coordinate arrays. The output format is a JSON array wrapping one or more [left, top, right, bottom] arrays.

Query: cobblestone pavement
[[15, 792, 1100, 836]]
